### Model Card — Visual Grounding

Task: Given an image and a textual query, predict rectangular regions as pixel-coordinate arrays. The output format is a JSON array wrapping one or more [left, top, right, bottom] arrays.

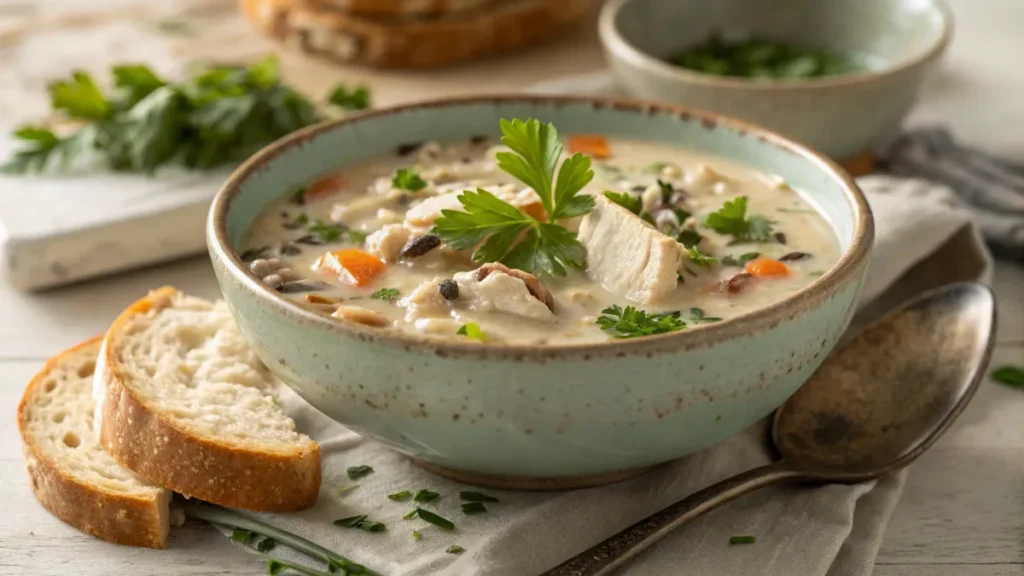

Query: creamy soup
[[240, 123, 840, 344]]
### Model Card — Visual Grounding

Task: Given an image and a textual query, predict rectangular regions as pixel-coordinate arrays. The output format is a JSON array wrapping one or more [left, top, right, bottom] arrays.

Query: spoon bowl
[[774, 281, 996, 480], [546, 282, 996, 576]]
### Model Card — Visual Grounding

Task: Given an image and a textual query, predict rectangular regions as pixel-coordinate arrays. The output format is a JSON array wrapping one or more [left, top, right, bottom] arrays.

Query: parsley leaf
[[992, 365, 1024, 388], [388, 490, 411, 501], [327, 84, 371, 111], [686, 245, 717, 268], [231, 528, 253, 544], [413, 489, 440, 502], [393, 168, 428, 191], [603, 191, 642, 215], [676, 229, 702, 249], [432, 118, 595, 276], [596, 305, 687, 338], [49, 71, 111, 121], [459, 491, 499, 503], [111, 64, 167, 109], [461, 502, 487, 514], [705, 196, 775, 242], [334, 515, 385, 533], [412, 530, 422, 540], [346, 465, 374, 480], [371, 288, 400, 301], [690, 307, 723, 324], [0, 127, 63, 173], [456, 322, 487, 341], [409, 508, 454, 531], [309, 220, 365, 244], [447, 545, 466, 554], [721, 252, 761, 267]]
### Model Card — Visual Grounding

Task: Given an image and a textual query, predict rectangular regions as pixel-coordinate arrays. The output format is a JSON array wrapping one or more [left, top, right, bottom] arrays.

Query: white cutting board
[[0, 0, 266, 290]]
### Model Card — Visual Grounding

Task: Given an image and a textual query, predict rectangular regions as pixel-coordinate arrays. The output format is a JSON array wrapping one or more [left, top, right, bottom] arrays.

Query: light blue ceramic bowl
[[599, 0, 953, 160], [207, 96, 873, 489]]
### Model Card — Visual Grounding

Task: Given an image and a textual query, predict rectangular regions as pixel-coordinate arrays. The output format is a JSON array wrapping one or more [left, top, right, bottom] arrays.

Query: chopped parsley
[[456, 322, 487, 342], [597, 305, 687, 338], [412, 530, 422, 541], [657, 179, 675, 203], [231, 528, 253, 544], [705, 196, 774, 243], [408, 508, 454, 531], [432, 118, 595, 277], [256, 537, 277, 553], [446, 545, 466, 554], [992, 365, 1024, 388], [346, 465, 374, 480], [686, 245, 717, 268], [676, 229, 702, 248], [387, 490, 411, 501], [308, 220, 366, 244], [371, 288, 401, 301], [403, 509, 417, 520], [720, 252, 761, 267], [337, 484, 360, 495], [689, 308, 723, 324], [461, 502, 487, 515], [644, 161, 670, 173], [729, 535, 757, 545], [327, 84, 371, 111], [603, 191, 642, 215], [459, 491, 499, 503], [334, 514, 385, 533], [393, 168, 428, 192], [413, 489, 440, 503]]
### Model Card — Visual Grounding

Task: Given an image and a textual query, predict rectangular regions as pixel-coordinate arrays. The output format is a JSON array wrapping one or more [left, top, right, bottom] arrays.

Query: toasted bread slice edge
[[18, 337, 172, 548], [95, 287, 322, 512]]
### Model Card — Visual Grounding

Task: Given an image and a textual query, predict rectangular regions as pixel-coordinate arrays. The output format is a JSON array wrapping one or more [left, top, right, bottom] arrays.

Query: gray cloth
[[211, 181, 991, 575], [878, 127, 1024, 259]]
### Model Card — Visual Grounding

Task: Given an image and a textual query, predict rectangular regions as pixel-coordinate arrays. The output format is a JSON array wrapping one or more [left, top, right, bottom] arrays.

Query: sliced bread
[[18, 337, 172, 548], [240, 0, 594, 69], [94, 287, 321, 512]]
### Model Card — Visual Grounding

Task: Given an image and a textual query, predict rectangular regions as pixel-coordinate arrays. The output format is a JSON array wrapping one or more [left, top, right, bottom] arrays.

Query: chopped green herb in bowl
[[669, 33, 865, 80]]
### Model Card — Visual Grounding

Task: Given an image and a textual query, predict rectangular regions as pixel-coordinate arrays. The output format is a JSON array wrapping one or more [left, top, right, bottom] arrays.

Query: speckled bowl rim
[[598, 0, 954, 91], [208, 94, 874, 360]]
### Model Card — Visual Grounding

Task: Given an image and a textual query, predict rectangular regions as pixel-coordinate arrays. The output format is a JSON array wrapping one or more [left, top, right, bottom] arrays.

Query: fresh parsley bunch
[[432, 118, 595, 277], [2, 56, 370, 175], [597, 305, 687, 338]]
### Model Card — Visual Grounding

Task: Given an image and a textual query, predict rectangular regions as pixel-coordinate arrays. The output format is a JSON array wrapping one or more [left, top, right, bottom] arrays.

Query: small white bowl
[[599, 0, 953, 160]]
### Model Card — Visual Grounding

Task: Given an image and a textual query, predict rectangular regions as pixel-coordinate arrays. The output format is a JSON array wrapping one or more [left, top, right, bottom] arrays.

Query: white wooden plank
[[874, 566, 1024, 576], [0, 256, 219, 360], [992, 260, 1024, 344], [876, 346, 1024, 566]]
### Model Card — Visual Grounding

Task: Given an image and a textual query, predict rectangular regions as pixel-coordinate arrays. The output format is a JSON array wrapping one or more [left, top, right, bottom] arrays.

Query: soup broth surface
[[241, 134, 841, 344]]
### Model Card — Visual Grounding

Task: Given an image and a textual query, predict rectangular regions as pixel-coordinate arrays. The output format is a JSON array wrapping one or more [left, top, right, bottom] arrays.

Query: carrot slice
[[314, 249, 386, 287], [745, 258, 790, 277], [306, 172, 349, 201], [568, 135, 611, 159]]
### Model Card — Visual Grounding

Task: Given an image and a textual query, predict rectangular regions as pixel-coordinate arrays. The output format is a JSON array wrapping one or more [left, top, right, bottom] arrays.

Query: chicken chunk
[[401, 278, 452, 323], [452, 269, 555, 321], [577, 195, 687, 305], [364, 224, 411, 263]]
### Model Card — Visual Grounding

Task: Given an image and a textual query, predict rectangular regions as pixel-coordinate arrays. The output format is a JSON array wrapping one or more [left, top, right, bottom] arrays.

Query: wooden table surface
[[1, 1, 1023, 575]]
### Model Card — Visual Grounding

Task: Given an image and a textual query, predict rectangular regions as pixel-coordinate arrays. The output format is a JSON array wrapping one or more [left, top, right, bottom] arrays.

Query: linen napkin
[[209, 178, 991, 576]]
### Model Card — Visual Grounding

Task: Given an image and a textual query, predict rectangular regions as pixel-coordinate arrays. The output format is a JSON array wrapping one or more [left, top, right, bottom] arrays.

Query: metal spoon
[[545, 282, 996, 576]]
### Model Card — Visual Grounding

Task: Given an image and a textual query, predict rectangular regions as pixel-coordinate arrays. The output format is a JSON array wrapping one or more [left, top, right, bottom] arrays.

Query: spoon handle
[[542, 461, 800, 576]]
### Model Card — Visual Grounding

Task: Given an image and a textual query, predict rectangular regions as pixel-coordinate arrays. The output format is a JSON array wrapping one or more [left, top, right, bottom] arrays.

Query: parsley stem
[[181, 501, 380, 576]]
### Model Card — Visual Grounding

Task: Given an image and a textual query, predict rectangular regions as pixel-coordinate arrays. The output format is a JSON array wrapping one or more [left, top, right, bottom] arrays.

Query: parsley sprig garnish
[[2, 56, 370, 174], [603, 191, 641, 215], [704, 196, 774, 243], [992, 365, 1024, 388], [432, 118, 595, 276], [596, 305, 687, 338]]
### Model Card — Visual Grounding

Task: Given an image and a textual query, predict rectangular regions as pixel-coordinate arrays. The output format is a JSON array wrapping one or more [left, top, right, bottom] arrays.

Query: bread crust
[[96, 287, 322, 513], [239, 0, 594, 69], [303, 0, 494, 17], [18, 337, 171, 549]]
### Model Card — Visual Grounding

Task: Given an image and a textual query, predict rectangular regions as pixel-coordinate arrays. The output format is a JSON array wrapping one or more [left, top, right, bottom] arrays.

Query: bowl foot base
[[411, 458, 655, 490]]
